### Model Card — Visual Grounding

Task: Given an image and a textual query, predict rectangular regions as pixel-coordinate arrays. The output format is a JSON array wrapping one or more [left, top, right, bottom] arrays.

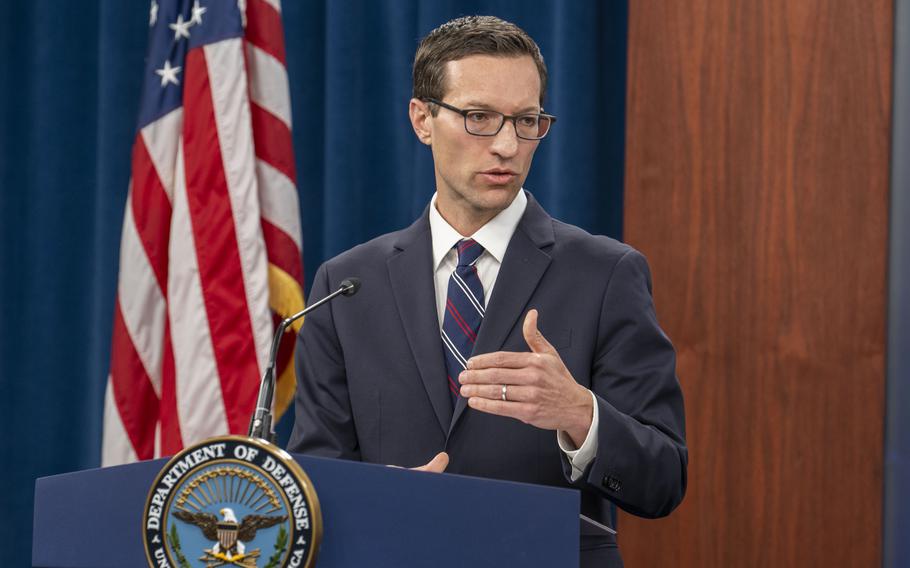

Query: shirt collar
[[428, 190, 528, 270]]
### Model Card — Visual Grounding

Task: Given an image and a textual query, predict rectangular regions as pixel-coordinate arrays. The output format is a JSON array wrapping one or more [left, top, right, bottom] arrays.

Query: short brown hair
[[412, 15, 548, 109]]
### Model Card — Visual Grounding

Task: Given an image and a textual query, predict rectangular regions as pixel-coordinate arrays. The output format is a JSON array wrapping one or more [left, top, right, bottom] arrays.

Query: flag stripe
[[261, 219, 304, 283], [205, 40, 274, 422], [158, 316, 184, 455], [168, 139, 231, 442], [245, 0, 287, 65], [102, 384, 138, 465], [117, 194, 166, 396], [251, 102, 296, 182], [110, 301, 159, 460], [246, 43, 292, 130], [140, 108, 182, 203], [182, 47, 262, 434], [130, 139, 173, 289], [257, 158, 302, 250], [258, 0, 282, 14]]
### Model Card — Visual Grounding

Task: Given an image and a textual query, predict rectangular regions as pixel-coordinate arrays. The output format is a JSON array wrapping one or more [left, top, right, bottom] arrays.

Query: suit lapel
[[448, 195, 556, 436], [388, 213, 453, 434]]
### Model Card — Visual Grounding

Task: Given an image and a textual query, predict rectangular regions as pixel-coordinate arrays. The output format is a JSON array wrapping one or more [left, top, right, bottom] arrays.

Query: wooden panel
[[621, 1, 891, 566]]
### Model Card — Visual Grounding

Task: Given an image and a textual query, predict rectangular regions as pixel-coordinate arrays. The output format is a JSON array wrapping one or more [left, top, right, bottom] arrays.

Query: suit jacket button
[[603, 475, 621, 492]]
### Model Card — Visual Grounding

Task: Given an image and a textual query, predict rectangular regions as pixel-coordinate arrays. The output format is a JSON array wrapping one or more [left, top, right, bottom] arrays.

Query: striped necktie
[[441, 238, 486, 406]]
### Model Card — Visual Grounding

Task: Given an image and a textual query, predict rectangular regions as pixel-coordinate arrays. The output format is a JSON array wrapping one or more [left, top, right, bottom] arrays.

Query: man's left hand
[[459, 309, 594, 447]]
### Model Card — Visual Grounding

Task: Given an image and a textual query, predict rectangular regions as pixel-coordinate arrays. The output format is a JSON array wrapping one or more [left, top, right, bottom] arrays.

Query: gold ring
[[501, 385, 508, 401]]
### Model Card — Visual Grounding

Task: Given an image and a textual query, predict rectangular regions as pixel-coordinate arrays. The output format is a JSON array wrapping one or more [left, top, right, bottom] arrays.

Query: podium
[[33, 453, 579, 567]]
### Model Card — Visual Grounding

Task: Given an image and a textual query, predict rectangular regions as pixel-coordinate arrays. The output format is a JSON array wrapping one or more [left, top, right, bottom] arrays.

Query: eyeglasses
[[423, 98, 557, 140]]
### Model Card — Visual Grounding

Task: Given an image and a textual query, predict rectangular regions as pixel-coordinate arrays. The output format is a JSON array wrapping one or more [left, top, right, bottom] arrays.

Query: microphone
[[248, 277, 361, 441]]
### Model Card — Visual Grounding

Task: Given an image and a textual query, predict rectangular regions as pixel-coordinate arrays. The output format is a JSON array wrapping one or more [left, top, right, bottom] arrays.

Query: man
[[288, 15, 687, 567]]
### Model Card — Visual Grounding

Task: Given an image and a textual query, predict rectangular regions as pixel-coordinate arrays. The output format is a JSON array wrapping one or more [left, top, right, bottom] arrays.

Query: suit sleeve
[[561, 249, 688, 518], [286, 262, 361, 461]]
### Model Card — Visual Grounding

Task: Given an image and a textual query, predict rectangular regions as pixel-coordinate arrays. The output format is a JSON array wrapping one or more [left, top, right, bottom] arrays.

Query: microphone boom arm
[[248, 278, 360, 441]]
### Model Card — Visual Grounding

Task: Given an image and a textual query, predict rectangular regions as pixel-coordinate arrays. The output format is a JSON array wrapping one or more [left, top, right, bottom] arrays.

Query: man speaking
[[288, 15, 687, 567]]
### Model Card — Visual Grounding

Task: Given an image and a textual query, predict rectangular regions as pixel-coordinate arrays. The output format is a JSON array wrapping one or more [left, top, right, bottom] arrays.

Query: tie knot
[[455, 239, 484, 267]]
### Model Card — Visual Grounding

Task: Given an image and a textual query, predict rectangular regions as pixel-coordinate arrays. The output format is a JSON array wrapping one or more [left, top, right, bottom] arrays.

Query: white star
[[169, 14, 192, 40], [149, 0, 158, 26], [191, 1, 207, 25], [155, 60, 182, 87]]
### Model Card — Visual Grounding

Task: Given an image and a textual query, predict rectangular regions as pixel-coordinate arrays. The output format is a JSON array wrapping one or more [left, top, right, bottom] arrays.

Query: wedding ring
[[501, 385, 508, 401]]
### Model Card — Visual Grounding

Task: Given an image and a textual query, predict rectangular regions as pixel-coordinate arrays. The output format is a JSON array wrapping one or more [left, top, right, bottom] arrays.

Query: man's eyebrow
[[463, 101, 541, 114]]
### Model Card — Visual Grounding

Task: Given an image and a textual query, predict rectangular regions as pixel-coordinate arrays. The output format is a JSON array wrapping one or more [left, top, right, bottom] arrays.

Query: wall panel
[[621, 2, 891, 565]]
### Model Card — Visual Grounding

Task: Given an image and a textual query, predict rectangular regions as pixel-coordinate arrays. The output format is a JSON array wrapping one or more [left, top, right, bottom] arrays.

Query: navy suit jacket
[[288, 193, 687, 565]]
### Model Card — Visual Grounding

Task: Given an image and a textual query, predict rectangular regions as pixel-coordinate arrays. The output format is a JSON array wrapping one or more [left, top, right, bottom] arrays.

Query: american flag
[[102, 0, 303, 464]]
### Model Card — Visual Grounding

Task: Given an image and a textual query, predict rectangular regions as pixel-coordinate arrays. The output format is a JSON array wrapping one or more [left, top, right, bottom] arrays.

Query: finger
[[413, 451, 449, 473], [461, 383, 534, 402], [523, 309, 557, 355], [467, 350, 536, 370], [459, 367, 533, 385], [467, 396, 534, 421]]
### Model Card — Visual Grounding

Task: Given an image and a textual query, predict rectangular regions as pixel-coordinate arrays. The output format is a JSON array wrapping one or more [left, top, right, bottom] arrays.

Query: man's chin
[[483, 182, 521, 197], [473, 186, 520, 208], [437, 184, 521, 218]]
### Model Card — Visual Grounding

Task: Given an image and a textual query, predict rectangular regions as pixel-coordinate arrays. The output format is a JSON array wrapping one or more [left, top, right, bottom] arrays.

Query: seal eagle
[[174, 507, 287, 558]]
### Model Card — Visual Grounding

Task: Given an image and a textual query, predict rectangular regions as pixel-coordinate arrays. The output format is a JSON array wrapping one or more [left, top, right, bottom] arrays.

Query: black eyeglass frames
[[423, 98, 556, 140]]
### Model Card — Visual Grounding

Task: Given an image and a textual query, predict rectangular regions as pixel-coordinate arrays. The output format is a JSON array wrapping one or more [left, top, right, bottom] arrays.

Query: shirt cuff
[[557, 389, 599, 482]]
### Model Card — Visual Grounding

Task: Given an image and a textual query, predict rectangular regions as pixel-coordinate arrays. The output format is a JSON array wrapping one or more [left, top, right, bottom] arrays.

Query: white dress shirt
[[428, 191, 599, 481]]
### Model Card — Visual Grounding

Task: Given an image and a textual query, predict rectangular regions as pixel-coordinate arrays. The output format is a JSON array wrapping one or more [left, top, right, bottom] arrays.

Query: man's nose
[[489, 119, 520, 157]]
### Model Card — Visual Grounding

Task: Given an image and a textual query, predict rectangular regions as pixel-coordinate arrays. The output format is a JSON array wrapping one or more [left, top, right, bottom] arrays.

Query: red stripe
[[245, 0, 287, 65], [182, 47, 261, 434], [130, 135, 172, 290], [446, 299, 477, 342], [448, 375, 460, 395], [251, 102, 297, 182], [261, 219, 303, 284], [158, 316, 183, 455], [110, 300, 158, 460]]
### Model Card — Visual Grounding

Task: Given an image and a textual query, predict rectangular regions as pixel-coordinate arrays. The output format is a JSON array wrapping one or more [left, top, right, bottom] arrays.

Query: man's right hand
[[412, 452, 449, 473]]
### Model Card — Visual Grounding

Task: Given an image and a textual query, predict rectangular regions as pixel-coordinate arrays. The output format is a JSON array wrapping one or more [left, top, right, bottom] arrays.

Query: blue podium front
[[33, 453, 579, 567]]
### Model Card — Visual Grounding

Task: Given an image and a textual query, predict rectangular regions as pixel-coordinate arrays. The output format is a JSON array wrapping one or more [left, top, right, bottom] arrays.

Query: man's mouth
[[479, 169, 518, 185]]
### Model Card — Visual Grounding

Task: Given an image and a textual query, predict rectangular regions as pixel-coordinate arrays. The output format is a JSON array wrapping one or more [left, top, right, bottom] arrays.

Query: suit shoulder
[[547, 219, 656, 301], [321, 227, 414, 271], [549, 219, 642, 265]]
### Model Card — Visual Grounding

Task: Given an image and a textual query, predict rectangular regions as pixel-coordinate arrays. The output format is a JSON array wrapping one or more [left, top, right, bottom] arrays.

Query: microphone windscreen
[[340, 277, 361, 296]]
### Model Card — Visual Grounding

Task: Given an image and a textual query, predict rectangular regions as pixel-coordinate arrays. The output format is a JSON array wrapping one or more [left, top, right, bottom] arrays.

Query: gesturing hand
[[412, 452, 449, 473], [459, 309, 594, 447]]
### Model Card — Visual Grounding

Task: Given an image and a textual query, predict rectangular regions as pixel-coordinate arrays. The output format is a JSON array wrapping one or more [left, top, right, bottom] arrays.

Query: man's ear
[[409, 98, 433, 146]]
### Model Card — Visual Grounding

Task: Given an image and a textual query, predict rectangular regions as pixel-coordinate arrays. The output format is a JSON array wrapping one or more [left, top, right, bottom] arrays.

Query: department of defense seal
[[143, 436, 321, 568]]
